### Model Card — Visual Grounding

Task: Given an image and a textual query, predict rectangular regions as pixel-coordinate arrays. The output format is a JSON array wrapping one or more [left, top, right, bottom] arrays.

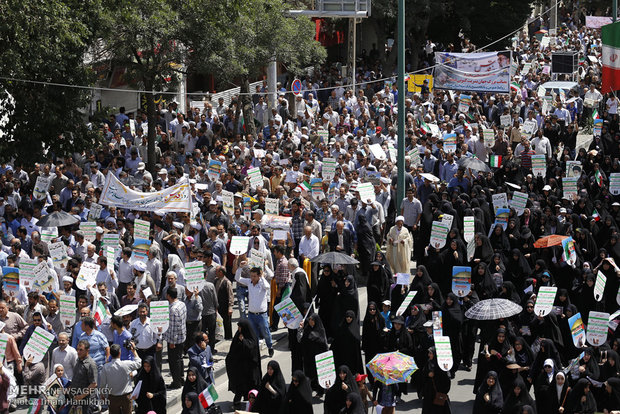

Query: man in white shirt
[[530, 133, 553, 160], [235, 266, 273, 357], [52, 332, 78, 380], [298, 226, 319, 262]]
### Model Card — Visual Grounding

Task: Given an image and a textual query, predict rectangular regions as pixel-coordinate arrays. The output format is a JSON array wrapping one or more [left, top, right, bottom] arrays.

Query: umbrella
[[457, 156, 491, 173], [420, 173, 440, 183], [533, 235, 569, 248], [464, 298, 523, 320], [310, 251, 359, 265], [366, 351, 418, 384], [36, 211, 79, 228]]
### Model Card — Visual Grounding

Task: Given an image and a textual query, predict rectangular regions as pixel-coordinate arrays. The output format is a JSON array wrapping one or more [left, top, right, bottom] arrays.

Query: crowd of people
[[0, 2, 619, 414]]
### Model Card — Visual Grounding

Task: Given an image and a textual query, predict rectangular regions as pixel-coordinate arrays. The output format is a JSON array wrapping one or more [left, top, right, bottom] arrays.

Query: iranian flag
[[27, 399, 44, 414], [593, 108, 600, 120], [593, 208, 601, 221], [602, 22, 620, 93], [199, 384, 219, 408], [297, 181, 311, 193], [419, 120, 430, 135], [93, 298, 110, 326], [595, 170, 603, 187], [510, 82, 520, 92], [489, 155, 502, 168]]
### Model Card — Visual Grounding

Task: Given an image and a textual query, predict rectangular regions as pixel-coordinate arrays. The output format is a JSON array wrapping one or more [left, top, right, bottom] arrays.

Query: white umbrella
[[420, 173, 440, 183], [464, 298, 523, 320]]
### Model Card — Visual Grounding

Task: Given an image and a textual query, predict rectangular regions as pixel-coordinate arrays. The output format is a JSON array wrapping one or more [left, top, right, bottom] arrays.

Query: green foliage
[[0, 0, 102, 165], [426, 0, 534, 49]]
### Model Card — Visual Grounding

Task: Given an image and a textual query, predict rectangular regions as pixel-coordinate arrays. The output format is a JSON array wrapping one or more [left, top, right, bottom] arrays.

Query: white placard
[[523, 120, 537, 136], [88, 203, 103, 221], [150, 301, 170, 333], [184, 261, 205, 292], [594, 271, 607, 302], [49, 242, 67, 266], [40, 227, 58, 244], [434, 335, 453, 371], [273, 230, 288, 241], [492, 193, 509, 213], [23, 326, 55, 363], [274, 297, 303, 329], [510, 191, 528, 216], [134, 219, 151, 240], [80, 222, 97, 243], [32, 262, 55, 293], [610, 173, 620, 195], [0, 333, 8, 361], [59, 295, 76, 327], [369, 144, 387, 161], [534, 286, 557, 317], [396, 291, 417, 317], [222, 190, 234, 215], [587, 311, 610, 346], [76, 262, 99, 290], [229, 236, 250, 256], [441, 213, 453, 229], [396, 273, 411, 286], [500, 115, 512, 128], [19, 258, 37, 291], [430, 221, 449, 249], [357, 182, 376, 204], [463, 216, 475, 242], [265, 198, 279, 215], [315, 350, 337, 389], [115, 304, 139, 317]]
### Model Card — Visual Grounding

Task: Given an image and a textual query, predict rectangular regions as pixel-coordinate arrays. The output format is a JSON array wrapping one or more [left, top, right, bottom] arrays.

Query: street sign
[[291, 79, 302, 96]]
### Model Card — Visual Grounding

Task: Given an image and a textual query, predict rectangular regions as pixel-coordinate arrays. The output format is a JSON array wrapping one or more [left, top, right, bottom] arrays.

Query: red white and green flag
[[297, 181, 311, 193], [489, 155, 502, 168], [419, 120, 430, 135], [602, 22, 620, 93], [593, 208, 601, 221], [510, 82, 520, 92], [595, 170, 603, 187], [199, 384, 219, 408], [93, 298, 110, 326]]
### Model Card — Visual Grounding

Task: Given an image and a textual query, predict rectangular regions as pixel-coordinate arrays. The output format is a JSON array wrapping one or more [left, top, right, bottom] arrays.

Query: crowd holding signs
[[2, 1, 620, 414]]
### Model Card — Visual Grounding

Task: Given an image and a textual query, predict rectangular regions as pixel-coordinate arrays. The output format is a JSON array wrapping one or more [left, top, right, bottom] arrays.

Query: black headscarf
[[282, 370, 313, 414], [181, 366, 208, 404], [341, 309, 361, 341], [181, 392, 205, 414], [502, 376, 535, 414], [474, 371, 504, 413], [343, 392, 365, 414]]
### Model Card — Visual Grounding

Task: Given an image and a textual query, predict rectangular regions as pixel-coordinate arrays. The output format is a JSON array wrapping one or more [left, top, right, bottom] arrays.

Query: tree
[[190, 0, 326, 139], [0, 0, 103, 165], [101, 0, 325, 172]]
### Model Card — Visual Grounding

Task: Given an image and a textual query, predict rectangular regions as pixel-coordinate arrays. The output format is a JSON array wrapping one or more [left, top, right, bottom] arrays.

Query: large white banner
[[434, 51, 512, 93], [100, 172, 192, 213]]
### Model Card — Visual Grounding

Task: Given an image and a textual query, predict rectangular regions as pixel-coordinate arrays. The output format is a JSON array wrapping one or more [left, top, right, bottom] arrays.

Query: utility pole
[[614, 0, 617, 22], [396, 0, 406, 208]]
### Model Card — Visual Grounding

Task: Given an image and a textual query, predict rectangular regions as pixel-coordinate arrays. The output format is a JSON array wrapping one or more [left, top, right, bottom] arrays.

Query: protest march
[[1, 2, 620, 414]]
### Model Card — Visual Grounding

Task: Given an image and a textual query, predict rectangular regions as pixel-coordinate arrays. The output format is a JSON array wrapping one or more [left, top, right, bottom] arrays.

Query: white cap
[[542, 185, 551, 191], [133, 261, 147, 272], [95, 226, 104, 234]]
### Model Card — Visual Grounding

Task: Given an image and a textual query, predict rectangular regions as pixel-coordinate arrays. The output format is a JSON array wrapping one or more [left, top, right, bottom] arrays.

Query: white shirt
[[235, 274, 270, 313], [129, 317, 161, 349], [52, 345, 78, 380], [607, 97, 618, 115], [299, 234, 320, 259]]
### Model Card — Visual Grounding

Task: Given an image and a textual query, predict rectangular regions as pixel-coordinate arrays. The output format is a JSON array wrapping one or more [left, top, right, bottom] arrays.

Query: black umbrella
[[36, 211, 80, 228], [310, 251, 360, 265], [457, 156, 491, 173]]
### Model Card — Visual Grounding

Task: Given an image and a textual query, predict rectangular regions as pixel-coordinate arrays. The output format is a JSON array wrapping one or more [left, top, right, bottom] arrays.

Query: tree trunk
[[233, 96, 241, 138], [240, 76, 256, 138], [145, 77, 157, 174]]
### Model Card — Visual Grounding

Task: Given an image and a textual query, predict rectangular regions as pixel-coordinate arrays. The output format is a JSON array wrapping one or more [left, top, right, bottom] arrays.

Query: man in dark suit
[[328, 221, 354, 255]]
